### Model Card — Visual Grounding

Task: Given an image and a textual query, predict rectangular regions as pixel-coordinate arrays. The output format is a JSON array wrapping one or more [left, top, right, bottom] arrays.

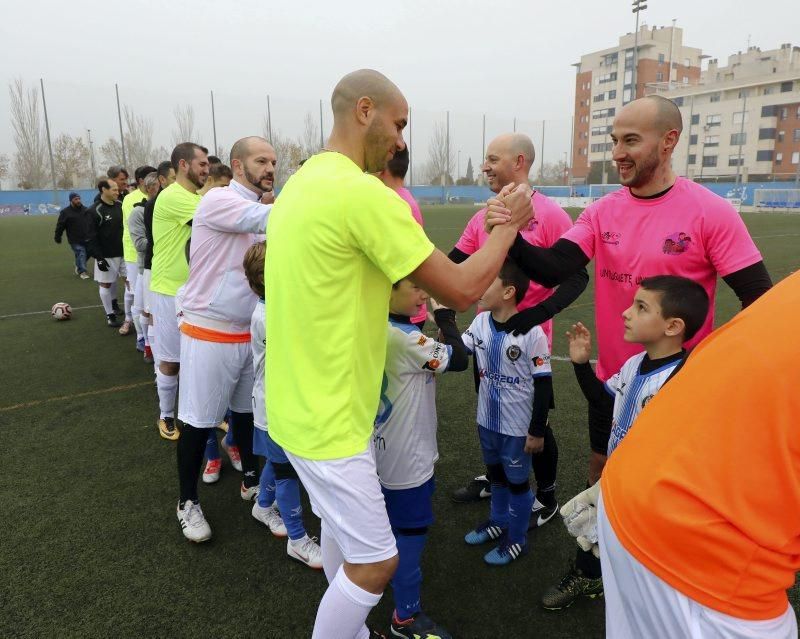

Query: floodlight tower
[[632, 0, 648, 99]]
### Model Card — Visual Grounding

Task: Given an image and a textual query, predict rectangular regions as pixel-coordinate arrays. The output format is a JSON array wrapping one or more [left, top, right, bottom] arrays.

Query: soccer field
[[1, 207, 798, 638]]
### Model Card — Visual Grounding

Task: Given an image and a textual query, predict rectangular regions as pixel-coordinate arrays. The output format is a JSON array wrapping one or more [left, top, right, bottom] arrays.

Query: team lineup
[[52, 69, 800, 639]]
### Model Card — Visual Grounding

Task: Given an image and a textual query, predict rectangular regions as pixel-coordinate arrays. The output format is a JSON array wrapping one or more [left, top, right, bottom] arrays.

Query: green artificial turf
[[0, 208, 798, 638]]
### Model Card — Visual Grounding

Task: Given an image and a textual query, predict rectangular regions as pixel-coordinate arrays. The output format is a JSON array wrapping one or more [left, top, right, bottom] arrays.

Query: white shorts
[[150, 292, 180, 363], [285, 447, 397, 564], [177, 334, 254, 427], [141, 269, 153, 314], [598, 494, 798, 639], [94, 256, 124, 284], [125, 261, 138, 288]]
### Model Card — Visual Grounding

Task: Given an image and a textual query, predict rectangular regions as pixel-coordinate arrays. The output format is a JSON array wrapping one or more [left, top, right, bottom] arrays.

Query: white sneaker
[[177, 499, 212, 543], [202, 459, 221, 484], [252, 502, 288, 537], [240, 481, 259, 501], [287, 535, 323, 569]]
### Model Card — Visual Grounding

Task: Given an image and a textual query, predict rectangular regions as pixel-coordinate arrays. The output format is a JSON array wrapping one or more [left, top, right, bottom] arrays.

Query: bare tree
[[0, 153, 9, 188], [538, 160, 569, 186], [100, 137, 124, 168], [53, 134, 92, 188], [300, 111, 322, 159], [152, 145, 171, 165], [172, 104, 198, 147], [424, 121, 454, 185], [123, 106, 156, 169], [214, 146, 228, 165], [8, 78, 48, 189]]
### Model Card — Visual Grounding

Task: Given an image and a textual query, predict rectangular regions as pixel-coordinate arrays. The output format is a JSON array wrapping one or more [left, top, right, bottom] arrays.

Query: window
[[702, 155, 718, 167], [579, 148, 588, 156], [672, 97, 684, 107], [706, 114, 722, 126], [756, 150, 774, 162], [684, 58, 690, 67], [689, 134, 698, 145], [682, 76, 689, 84], [728, 154, 744, 167], [591, 143, 613, 153], [761, 105, 777, 117], [738, 89, 749, 99], [687, 154, 696, 165], [594, 93, 605, 102], [732, 111, 749, 125], [710, 93, 721, 103], [608, 90, 617, 99], [592, 107, 615, 120], [597, 72, 617, 84], [658, 53, 665, 64], [691, 114, 700, 125], [656, 72, 664, 82], [780, 107, 788, 120], [763, 86, 775, 95], [797, 106, 800, 118], [780, 81, 793, 92], [794, 129, 800, 142], [591, 125, 612, 136], [776, 153, 783, 165], [730, 132, 747, 145], [777, 130, 785, 143], [793, 152, 800, 165], [703, 135, 719, 147], [623, 88, 633, 103], [624, 70, 633, 85], [759, 128, 777, 140]]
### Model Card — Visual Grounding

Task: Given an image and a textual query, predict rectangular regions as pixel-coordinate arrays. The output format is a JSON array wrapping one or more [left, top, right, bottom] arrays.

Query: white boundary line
[[0, 304, 103, 320]]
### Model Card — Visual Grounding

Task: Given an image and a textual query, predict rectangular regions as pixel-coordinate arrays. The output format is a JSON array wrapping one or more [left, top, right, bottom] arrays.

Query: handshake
[[482, 182, 535, 234]]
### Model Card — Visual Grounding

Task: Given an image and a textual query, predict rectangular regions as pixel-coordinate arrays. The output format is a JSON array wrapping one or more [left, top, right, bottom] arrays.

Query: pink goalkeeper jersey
[[455, 190, 573, 346], [180, 180, 272, 334], [562, 176, 762, 380], [397, 187, 427, 326]]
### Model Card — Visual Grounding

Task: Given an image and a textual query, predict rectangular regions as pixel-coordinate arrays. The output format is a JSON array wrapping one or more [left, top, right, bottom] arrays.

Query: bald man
[[449, 133, 589, 527], [486, 95, 772, 610], [265, 69, 533, 639], [174, 136, 277, 543]]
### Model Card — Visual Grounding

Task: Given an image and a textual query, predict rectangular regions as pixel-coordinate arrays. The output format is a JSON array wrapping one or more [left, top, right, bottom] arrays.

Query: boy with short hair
[[243, 242, 322, 570], [542, 274, 710, 610], [463, 260, 554, 565], [373, 278, 468, 639]]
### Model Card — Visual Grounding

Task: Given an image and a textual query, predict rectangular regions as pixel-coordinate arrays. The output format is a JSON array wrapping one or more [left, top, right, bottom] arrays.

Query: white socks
[[98, 286, 114, 314], [311, 564, 381, 639], [156, 369, 178, 419]]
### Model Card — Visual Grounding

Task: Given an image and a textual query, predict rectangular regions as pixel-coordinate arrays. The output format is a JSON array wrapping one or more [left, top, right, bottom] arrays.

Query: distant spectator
[[54, 192, 92, 279]]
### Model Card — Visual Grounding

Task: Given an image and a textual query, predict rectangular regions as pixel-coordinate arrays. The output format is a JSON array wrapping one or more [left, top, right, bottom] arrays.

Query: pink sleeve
[[561, 205, 597, 259], [410, 200, 424, 226], [702, 200, 762, 277], [453, 210, 483, 255]]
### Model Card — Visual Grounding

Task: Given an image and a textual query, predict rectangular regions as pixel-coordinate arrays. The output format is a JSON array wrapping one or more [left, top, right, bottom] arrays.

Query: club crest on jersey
[[506, 345, 521, 361], [601, 231, 621, 245], [662, 231, 693, 255]]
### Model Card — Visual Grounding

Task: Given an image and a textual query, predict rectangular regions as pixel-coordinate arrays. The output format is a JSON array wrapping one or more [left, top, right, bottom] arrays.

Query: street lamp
[[632, 0, 647, 99]]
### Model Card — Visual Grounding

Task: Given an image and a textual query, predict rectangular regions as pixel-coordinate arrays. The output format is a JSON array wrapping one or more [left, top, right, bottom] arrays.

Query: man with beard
[[174, 137, 276, 542], [266, 69, 533, 639], [54, 192, 92, 279], [86, 179, 125, 327], [150, 143, 209, 442], [484, 94, 772, 610]]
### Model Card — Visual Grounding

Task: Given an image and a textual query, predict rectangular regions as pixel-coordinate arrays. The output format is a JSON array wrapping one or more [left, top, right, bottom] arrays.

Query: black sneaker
[[541, 565, 604, 610], [112, 299, 122, 316], [106, 313, 121, 328], [451, 474, 491, 503], [390, 611, 452, 639], [529, 499, 559, 529], [368, 629, 388, 639]]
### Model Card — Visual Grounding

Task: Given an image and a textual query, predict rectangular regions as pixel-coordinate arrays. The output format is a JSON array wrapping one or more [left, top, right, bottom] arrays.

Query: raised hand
[[566, 322, 592, 364]]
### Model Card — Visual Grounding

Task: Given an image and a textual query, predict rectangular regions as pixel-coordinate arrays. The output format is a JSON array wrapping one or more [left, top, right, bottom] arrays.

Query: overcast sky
[[2, 0, 798, 183]]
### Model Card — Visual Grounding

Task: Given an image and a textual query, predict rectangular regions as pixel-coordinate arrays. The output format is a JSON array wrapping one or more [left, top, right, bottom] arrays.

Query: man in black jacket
[[54, 192, 92, 279], [86, 179, 125, 327]]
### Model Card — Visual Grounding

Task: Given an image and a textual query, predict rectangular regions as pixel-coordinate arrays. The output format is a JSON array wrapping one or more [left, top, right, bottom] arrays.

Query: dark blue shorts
[[252, 427, 289, 464], [382, 477, 436, 530], [478, 426, 532, 485]]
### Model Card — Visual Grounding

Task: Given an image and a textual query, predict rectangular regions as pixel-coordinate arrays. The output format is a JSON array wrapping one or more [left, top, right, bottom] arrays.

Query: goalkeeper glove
[[560, 481, 601, 558], [97, 258, 109, 272]]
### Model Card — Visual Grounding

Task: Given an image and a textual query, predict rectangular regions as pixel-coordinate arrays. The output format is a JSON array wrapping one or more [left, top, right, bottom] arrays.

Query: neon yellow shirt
[[122, 188, 148, 263], [150, 182, 200, 296], [265, 152, 434, 460]]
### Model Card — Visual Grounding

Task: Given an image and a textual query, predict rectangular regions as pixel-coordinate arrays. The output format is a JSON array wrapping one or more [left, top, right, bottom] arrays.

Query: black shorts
[[588, 404, 611, 455]]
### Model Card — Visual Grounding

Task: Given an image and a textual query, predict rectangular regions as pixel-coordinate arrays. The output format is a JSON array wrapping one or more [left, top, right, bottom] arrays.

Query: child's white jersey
[[373, 318, 451, 490], [605, 352, 682, 455], [462, 311, 552, 437], [250, 299, 267, 430]]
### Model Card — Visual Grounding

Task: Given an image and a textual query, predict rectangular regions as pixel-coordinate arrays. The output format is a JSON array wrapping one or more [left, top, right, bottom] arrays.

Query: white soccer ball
[[51, 302, 72, 321]]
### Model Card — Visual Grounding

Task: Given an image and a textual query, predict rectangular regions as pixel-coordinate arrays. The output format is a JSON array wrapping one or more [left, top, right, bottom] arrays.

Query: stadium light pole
[[408, 107, 413, 187], [266, 95, 273, 145], [210, 91, 218, 157], [115, 83, 127, 168], [734, 89, 747, 189], [632, 0, 647, 99], [87, 129, 97, 181], [319, 99, 325, 149], [39, 79, 57, 205]]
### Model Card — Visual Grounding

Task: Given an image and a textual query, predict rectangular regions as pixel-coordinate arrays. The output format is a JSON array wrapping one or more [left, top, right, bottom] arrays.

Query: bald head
[[230, 136, 272, 164], [490, 133, 536, 171], [620, 96, 683, 135], [331, 69, 404, 119]]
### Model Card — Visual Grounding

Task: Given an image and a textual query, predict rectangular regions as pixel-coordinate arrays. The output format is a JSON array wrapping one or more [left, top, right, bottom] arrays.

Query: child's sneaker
[[530, 499, 559, 529], [202, 458, 221, 484], [176, 499, 211, 543], [252, 502, 287, 537], [390, 611, 453, 639], [287, 535, 323, 569], [221, 438, 242, 471], [464, 520, 506, 545], [484, 539, 529, 566], [240, 482, 259, 501]]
